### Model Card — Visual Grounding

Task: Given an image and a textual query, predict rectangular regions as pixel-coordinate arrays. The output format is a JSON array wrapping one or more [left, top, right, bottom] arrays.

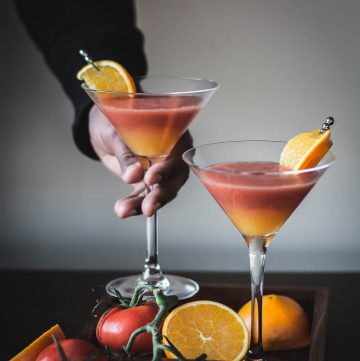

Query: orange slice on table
[[10, 324, 65, 361], [76, 60, 136, 93], [280, 129, 333, 170], [162, 300, 249, 361], [239, 294, 310, 351]]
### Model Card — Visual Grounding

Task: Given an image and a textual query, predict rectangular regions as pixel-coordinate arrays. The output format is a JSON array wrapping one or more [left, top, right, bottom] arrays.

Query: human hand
[[88, 105, 192, 218]]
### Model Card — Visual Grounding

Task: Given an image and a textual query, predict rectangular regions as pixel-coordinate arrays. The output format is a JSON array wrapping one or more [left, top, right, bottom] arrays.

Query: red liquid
[[97, 96, 201, 159], [198, 162, 322, 245]]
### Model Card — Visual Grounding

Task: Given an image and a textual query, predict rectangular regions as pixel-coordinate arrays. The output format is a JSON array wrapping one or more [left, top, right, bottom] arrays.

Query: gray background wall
[[1, 0, 359, 271]]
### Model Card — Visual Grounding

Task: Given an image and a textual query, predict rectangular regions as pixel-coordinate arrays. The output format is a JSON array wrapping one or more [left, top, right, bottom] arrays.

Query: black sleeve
[[15, 0, 147, 159]]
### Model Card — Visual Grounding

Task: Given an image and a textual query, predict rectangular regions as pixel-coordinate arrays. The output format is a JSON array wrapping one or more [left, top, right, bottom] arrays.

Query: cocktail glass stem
[[140, 162, 170, 289], [247, 238, 267, 361], [83, 76, 218, 299]]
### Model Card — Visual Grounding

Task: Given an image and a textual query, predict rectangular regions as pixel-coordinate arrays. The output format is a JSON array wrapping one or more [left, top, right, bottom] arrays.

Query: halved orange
[[280, 129, 332, 170], [162, 300, 249, 361], [239, 295, 310, 351], [77, 60, 136, 93], [10, 324, 65, 361]]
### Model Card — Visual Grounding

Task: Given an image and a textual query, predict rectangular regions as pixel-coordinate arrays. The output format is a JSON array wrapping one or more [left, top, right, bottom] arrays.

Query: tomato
[[96, 302, 158, 353], [35, 339, 106, 361]]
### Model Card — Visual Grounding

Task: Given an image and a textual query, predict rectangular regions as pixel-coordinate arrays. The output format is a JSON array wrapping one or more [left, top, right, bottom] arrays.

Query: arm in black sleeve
[[15, 0, 147, 159]]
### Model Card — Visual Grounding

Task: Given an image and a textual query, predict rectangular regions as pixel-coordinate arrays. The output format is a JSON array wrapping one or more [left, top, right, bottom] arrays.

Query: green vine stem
[[123, 285, 206, 361], [53, 285, 207, 361], [124, 285, 177, 360], [52, 335, 68, 361]]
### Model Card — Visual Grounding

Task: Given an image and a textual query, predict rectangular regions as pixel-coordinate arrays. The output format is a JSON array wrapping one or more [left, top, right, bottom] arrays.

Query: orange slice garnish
[[77, 60, 136, 93], [280, 129, 332, 170], [10, 324, 65, 361], [162, 300, 249, 361]]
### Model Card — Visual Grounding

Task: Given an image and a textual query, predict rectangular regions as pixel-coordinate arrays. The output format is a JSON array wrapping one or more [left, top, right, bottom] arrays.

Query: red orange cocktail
[[83, 76, 218, 299], [198, 161, 321, 246], [98, 96, 201, 160], [183, 140, 334, 360]]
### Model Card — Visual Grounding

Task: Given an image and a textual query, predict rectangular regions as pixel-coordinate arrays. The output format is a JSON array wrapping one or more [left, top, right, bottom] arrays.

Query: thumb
[[112, 139, 144, 184]]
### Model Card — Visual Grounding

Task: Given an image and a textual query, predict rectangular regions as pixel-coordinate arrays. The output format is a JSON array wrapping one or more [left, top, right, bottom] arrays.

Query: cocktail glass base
[[246, 349, 266, 361], [106, 274, 199, 300]]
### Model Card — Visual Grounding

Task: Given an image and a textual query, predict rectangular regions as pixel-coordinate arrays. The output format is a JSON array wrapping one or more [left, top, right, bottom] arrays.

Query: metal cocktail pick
[[79, 49, 100, 72], [320, 116, 335, 133]]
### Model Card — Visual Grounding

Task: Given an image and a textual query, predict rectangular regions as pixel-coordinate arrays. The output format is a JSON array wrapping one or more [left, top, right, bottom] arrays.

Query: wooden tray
[[80, 283, 329, 361]]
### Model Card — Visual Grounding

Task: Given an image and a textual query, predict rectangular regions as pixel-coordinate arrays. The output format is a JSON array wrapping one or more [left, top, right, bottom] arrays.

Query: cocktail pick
[[79, 49, 100, 72], [320, 116, 335, 133]]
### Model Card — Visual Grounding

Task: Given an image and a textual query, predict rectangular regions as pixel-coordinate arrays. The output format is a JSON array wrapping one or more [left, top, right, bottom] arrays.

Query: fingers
[[114, 183, 145, 218], [88, 105, 144, 184], [122, 131, 193, 217], [141, 155, 190, 217], [144, 157, 189, 186], [141, 177, 186, 216], [113, 149, 190, 218], [109, 137, 144, 184], [114, 173, 186, 218], [113, 185, 175, 218], [145, 131, 192, 185], [114, 194, 144, 218]]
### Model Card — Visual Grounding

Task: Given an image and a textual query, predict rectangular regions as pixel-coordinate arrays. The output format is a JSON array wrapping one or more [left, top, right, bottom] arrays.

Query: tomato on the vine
[[96, 302, 158, 353], [35, 339, 106, 361]]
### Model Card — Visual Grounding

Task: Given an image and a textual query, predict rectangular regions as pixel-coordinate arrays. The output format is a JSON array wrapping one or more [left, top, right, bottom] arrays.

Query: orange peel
[[10, 324, 65, 361]]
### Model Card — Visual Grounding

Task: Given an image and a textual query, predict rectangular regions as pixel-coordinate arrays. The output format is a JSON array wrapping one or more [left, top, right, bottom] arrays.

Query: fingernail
[[114, 203, 125, 218], [128, 209, 138, 216], [125, 163, 140, 174], [123, 164, 142, 183], [154, 202, 162, 211], [154, 174, 162, 183]]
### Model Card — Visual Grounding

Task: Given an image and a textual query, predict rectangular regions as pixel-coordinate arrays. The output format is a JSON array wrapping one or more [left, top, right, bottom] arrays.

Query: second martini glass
[[183, 140, 334, 360], [83, 76, 218, 299]]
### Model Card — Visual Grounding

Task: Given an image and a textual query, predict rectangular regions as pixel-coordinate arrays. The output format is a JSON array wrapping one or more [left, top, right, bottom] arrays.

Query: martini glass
[[82, 76, 218, 299], [183, 140, 334, 360]]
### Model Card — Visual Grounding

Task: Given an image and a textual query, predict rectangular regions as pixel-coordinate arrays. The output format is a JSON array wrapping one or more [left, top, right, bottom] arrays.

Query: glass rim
[[182, 140, 336, 176], [81, 75, 219, 96]]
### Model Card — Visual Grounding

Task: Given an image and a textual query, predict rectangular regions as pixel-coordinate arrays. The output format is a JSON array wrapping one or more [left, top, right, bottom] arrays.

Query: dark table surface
[[1, 271, 359, 361]]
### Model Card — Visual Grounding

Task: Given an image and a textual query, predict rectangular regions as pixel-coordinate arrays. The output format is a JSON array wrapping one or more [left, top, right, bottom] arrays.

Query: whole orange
[[238, 294, 310, 351]]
